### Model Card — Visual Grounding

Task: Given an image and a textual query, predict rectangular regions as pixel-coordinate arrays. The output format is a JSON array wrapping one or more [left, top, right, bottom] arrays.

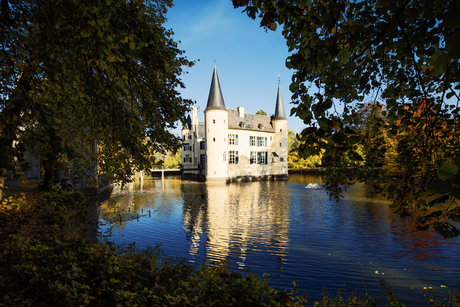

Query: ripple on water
[[98, 176, 460, 307]]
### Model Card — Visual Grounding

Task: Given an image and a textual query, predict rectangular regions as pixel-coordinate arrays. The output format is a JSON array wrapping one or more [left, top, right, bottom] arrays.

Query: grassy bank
[[1, 182, 459, 306]]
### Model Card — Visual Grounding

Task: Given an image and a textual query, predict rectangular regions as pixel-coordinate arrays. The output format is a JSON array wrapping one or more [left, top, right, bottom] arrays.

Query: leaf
[[332, 132, 346, 144], [433, 222, 460, 239], [430, 180, 452, 195], [430, 51, 450, 77], [428, 195, 450, 207], [87, 58, 99, 67], [337, 49, 349, 64], [437, 162, 458, 181], [344, 126, 356, 135], [448, 207, 460, 222]]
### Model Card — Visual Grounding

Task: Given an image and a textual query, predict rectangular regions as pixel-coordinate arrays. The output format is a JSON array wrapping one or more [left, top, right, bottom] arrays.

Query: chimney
[[238, 106, 244, 118]]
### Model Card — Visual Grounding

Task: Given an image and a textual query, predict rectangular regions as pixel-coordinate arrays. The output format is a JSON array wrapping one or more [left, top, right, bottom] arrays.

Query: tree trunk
[[0, 168, 7, 202]]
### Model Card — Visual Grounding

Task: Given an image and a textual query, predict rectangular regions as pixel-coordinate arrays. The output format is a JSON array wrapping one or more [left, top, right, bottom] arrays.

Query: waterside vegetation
[[1, 182, 460, 306]]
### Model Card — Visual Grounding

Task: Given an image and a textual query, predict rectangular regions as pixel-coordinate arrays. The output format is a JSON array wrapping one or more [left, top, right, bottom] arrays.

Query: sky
[[165, 0, 307, 135]]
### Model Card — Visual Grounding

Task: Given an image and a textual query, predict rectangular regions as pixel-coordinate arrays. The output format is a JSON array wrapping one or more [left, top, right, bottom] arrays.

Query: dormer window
[[239, 121, 245, 128], [258, 124, 264, 130]]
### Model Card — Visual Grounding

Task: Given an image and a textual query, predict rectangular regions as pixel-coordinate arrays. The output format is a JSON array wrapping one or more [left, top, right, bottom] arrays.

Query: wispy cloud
[[168, 0, 237, 45]]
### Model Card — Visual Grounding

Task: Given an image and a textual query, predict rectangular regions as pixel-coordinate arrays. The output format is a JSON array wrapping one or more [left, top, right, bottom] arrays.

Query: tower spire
[[205, 64, 226, 111], [273, 81, 286, 120]]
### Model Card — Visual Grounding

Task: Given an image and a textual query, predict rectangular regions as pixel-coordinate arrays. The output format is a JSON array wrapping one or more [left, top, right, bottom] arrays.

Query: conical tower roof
[[273, 83, 286, 120], [205, 64, 226, 111]]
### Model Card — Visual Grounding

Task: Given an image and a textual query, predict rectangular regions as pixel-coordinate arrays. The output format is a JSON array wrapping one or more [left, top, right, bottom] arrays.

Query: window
[[280, 157, 285, 162], [279, 143, 282, 147], [280, 129, 283, 132], [270, 136, 272, 140], [213, 137, 216, 142], [183, 133, 190, 140], [239, 121, 245, 128], [259, 137, 266, 147], [258, 124, 264, 129], [250, 136, 256, 146], [260, 152, 267, 164], [250, 151, 257, 164], [189, 135, 192, 140], [183, 154, 192, 163], [251, 152, 268, 164], [224, 120, 226, 124], [183, 144, 191, 151], [255, 136, 267, 147], [228, 134, 238, 145], [200, 154, 206, 166], [229, 151, 238, 164], [200, 141, 205, 150], [213, 119, 216, 124]]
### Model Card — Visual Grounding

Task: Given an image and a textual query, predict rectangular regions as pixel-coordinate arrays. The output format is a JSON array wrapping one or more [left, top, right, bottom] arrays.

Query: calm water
[[98, 174, 460, 306]]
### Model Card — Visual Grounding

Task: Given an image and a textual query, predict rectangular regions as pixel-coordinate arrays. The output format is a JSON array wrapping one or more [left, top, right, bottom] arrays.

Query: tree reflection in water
[[98, 174, 460, 307]]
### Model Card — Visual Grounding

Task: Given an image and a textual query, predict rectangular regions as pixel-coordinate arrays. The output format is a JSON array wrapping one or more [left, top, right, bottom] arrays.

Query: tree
[[288, 129, 323, 168], [233, 0, 460, 237], [0, 0, 194, 197], [163, 148, 182, 167], [255, 109, 267, 115]]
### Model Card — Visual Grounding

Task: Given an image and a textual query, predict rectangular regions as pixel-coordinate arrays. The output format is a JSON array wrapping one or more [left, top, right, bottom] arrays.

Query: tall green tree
[[233, 0, 460, 237], [0, 0, 194, 196]]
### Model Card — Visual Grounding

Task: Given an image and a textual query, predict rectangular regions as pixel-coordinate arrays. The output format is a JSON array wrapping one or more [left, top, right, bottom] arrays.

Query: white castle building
[[181, 65, 288, 182]]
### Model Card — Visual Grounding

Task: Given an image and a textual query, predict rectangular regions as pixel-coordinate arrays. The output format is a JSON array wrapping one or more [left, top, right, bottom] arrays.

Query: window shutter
[[257, 136, 260, 146], [265, 137, 267, 146], [265, 152, 268, 162], [228, 134, 230, 145], [249, 136, 252, 146], [236, 151, 239, 164], [257, 152, 261, 164], [236, 135, 238, 146]]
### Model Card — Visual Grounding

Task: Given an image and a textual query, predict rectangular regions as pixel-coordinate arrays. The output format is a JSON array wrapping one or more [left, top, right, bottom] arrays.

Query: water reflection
[[98, 175, 460, 306], [180, 181, 291, 270]]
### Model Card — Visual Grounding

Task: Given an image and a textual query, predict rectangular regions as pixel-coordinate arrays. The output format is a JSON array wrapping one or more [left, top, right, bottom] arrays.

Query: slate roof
[[205, 65, 226, 111], [227, 109, 275, 133], [197, 122, 205, 138], [273, 83, 287, 120]]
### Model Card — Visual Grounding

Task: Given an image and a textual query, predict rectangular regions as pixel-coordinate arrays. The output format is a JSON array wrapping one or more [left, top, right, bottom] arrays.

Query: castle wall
[[204, 109, 229, 180]]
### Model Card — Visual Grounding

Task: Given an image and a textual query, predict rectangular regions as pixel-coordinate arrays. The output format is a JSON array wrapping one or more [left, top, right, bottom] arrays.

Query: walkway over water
[[140, 165, 202, 181]]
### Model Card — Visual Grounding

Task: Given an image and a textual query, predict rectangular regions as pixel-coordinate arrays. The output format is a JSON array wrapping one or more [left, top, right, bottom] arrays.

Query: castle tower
[[272, 82, 289, 177], [204, 64, 229, 181]]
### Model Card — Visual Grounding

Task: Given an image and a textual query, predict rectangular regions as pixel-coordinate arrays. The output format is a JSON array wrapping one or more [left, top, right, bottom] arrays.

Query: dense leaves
[[233, 0, 460, 237], [0, 0, 194, 193], [2, 183, 460, 306], [0, 183, 309, 306]]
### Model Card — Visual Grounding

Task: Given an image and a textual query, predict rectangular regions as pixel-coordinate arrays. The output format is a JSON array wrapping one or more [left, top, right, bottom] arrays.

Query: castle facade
[[181, 65, 288, 182]]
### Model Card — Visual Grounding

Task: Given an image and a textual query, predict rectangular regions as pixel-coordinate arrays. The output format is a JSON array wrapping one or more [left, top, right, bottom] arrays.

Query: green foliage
[[0, 186, 309, 306], [233, 0, 460, 238], [0, 0, 194, 191], [2, 186, 460, 306], [256, 109, 268, 115], [163, 148, 182, 167]]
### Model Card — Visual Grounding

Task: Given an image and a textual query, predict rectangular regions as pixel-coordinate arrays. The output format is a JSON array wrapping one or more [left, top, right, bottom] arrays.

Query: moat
[[98, 174, 460, 306]]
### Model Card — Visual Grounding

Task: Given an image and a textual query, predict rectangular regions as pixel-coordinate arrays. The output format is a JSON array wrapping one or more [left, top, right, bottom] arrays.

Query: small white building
[[181, 65, 288, 182]]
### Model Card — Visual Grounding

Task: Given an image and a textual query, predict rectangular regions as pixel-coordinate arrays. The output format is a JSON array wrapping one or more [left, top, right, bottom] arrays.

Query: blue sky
[[165, 0, 306, 134]]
